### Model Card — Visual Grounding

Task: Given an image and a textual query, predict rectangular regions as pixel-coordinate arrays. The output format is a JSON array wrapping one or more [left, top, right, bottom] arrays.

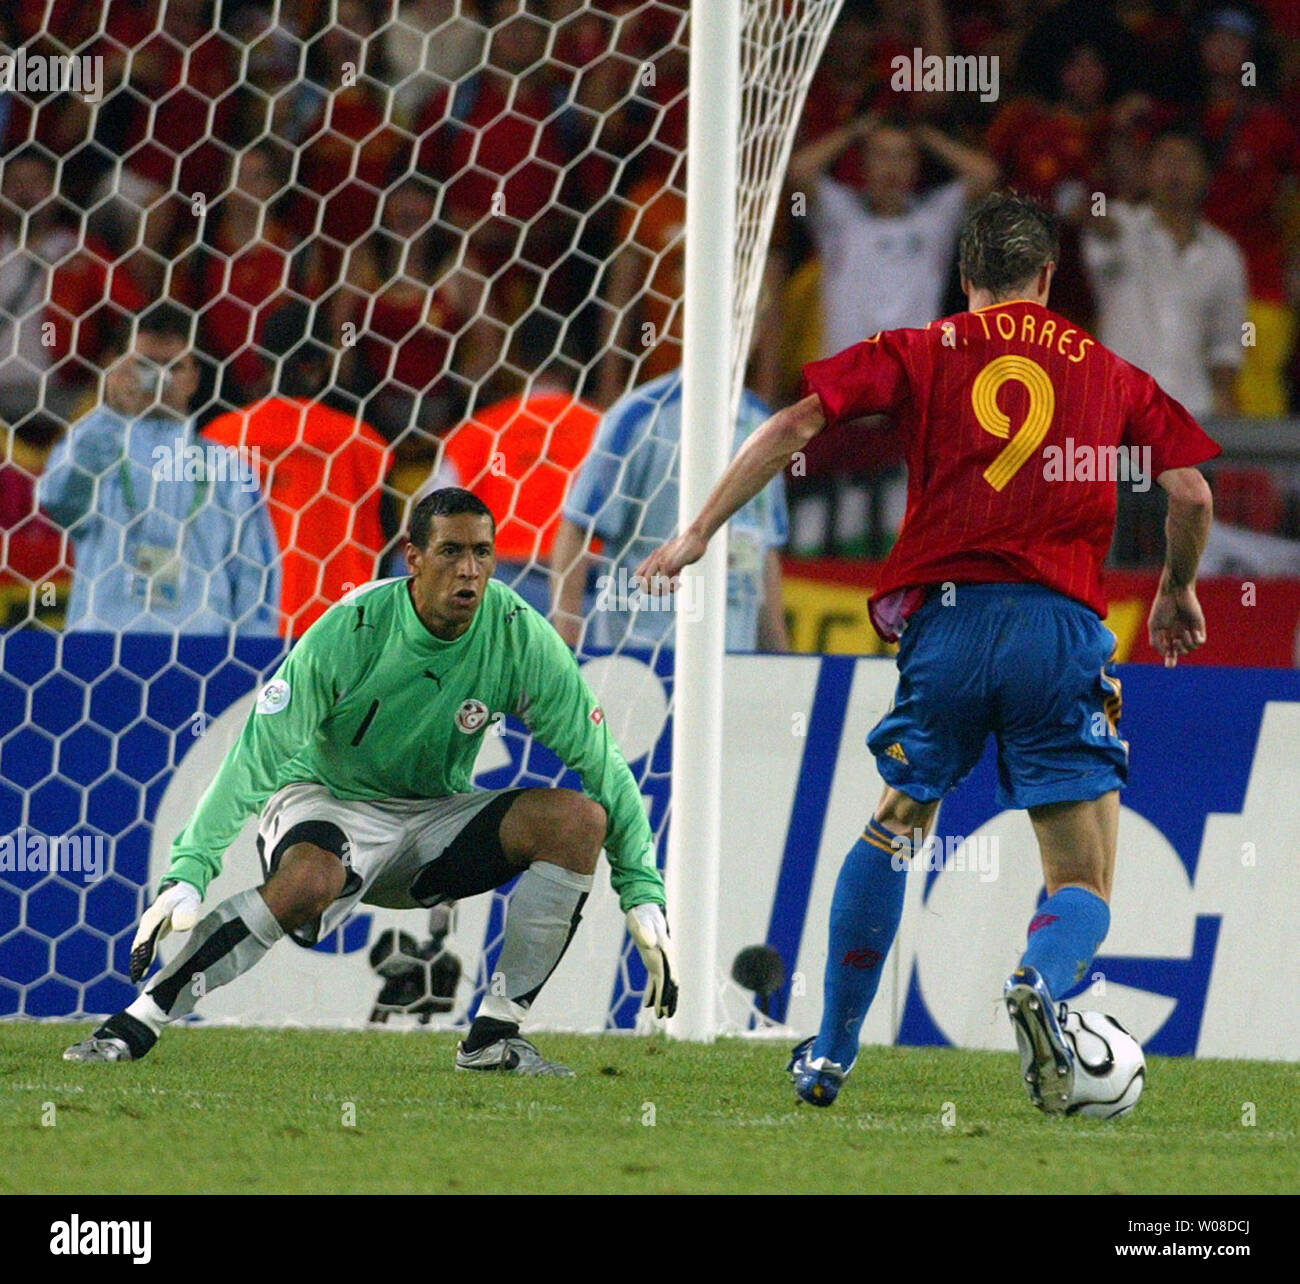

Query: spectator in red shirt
[[331, 176, 498, 450], [414, 3, 569, 270], [47, 173, 178, 390], [93, 0, 239, 201], [0, 150, 78, 424], [295, 0, 409, 248], [0, 414, 66, 621], [1196, 4, 1300, 415], [178, 141, 303, 410], [987, 37, 1126, 328], [0, 11, 97, 197]]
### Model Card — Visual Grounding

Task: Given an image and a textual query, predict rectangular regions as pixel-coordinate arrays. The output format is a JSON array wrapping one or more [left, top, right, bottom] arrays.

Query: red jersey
[[416, 73, 568, 225], [356, 282, 463, 394], [1202, 102, 1300, 303], [801, 301, 1220, 641]]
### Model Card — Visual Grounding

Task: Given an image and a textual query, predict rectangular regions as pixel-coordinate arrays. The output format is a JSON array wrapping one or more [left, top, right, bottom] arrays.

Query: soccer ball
[[1062, 1010, 1146, 1119]]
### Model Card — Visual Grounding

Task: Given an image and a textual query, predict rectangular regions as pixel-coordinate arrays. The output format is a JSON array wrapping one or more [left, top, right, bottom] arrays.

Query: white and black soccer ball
[[1062, 1010, 1146, 1119]]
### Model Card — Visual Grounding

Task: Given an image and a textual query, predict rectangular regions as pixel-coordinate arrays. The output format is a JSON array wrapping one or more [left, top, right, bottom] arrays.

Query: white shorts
[[256, 782, 523, 945]]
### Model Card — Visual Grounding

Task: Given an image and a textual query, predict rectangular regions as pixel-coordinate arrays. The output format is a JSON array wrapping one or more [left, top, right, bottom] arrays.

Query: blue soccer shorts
[[867, 583, 1128, 810]]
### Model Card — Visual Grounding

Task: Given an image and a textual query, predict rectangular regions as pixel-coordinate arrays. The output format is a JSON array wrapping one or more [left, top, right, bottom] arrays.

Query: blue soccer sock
[[1018, 886, 1111, 1000], [812, 817, 912, 1069]]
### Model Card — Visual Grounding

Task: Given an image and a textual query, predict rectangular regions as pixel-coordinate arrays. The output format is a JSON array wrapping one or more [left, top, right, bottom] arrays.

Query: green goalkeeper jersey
[[166, 577, 664, 911]]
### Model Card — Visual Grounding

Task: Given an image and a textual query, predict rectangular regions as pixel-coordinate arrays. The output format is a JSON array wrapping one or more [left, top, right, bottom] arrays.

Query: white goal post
[[672, 0, 843, 1040]]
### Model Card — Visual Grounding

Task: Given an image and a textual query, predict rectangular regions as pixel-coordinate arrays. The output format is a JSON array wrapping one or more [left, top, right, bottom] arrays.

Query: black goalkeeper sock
[[462, 1016, 519, 1053], [97, 1011, 158, 1060]]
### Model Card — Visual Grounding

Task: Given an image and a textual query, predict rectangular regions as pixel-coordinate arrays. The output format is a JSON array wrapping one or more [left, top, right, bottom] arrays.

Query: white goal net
[[0, 0, 841, 1031]]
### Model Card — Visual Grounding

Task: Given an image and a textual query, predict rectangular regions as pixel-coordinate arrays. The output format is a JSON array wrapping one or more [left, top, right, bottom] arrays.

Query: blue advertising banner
[[0, 633, 673, 1024], [3, 631, 1297, 1058]]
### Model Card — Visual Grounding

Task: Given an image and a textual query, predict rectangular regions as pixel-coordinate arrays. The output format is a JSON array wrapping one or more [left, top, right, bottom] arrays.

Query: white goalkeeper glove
[[130, 880, 202, 982], [626, 903, 679, 1019]]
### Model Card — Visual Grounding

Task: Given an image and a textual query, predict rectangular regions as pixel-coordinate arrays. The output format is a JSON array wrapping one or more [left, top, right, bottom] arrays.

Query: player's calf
[[792, 804, 926, 1105], [457, 789, 604, 1071]]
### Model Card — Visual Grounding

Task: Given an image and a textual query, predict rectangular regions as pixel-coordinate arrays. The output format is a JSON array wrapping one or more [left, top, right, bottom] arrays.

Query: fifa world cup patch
[[256, 679, 291, 715], [884, 741, 908, 763]]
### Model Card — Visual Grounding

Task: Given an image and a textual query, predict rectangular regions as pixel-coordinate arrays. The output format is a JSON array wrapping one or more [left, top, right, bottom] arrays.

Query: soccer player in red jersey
[[638, 193, 1218, 1112]]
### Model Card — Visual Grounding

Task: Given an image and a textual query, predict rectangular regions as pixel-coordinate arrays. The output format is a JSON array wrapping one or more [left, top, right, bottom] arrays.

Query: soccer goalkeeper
[[638, 193, 1218, 1112], [65, 489, 676, 1075]]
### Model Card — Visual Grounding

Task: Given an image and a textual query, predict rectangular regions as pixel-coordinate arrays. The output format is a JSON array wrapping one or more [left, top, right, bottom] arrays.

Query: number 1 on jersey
[[971, 354, 1056, 491]]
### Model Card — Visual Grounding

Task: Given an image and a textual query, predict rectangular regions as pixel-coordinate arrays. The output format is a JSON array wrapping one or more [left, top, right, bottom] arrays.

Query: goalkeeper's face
[[406, 513, 497, 639]]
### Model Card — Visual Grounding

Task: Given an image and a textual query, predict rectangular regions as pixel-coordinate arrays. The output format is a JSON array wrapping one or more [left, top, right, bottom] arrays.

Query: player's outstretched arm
[[635, 393, 824, 591], [513, 609, 677, 1016], [1149, 466, 1213, 667], [131, 629, 336, 979]]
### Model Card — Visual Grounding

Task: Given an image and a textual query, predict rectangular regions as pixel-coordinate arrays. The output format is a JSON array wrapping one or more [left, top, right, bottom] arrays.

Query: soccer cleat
[[1003, 965, 1075, 1113], [63, 1034, 133, 1063], [455, 1035, 575, 1077], [63, 1012, 157, 1064], [788, 1036, 848, 1107]]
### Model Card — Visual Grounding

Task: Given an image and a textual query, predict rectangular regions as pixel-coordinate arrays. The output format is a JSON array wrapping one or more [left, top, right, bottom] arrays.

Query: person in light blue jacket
[[551, 370, 788, 653], [37, 304, 280, 635]]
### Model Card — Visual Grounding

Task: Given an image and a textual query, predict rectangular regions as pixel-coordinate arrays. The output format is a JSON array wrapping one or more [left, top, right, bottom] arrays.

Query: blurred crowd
[[1, 0, 1299, 637]]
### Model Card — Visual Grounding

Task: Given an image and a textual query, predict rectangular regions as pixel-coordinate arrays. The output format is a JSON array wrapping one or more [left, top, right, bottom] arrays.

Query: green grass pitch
[[2, 1024, 1296, 1195]]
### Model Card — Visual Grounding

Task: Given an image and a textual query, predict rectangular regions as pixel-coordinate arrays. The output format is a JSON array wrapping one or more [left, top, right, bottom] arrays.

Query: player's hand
[[627, 903, 678, 1019], [1147, 582, 1206, 668], [634, 529, 708, 597], [130, 880, 201, 983]]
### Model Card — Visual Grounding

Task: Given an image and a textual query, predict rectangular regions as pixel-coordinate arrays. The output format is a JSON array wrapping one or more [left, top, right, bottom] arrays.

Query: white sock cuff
[[235, 888, 286, 947], [477, 993, 529, 1026], [125, 992, 168, 1034], [526, 860, 594, 893]]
